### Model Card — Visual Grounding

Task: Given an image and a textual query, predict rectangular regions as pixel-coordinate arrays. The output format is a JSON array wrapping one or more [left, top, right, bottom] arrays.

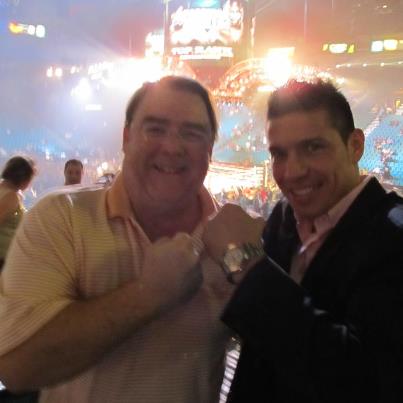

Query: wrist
[[221, 242, 265, 284]]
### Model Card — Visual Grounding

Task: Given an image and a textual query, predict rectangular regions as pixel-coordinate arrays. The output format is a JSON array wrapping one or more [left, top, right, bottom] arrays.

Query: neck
[[1, 179, 18, 191], [134, 197, 202, 242]]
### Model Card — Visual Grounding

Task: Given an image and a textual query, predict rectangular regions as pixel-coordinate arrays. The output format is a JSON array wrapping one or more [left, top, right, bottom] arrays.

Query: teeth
[[293, 187, 313, 196], [155, 165, 183, 174]]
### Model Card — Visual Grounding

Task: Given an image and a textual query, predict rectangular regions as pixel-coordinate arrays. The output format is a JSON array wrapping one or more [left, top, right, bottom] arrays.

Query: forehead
[[267, 109, 336, 144], [133, 84, 211, 126]]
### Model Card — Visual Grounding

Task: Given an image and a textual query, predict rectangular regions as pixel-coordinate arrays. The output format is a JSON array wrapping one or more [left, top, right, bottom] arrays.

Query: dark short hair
[[267, 79, 355, 143], [1, 156, 36, 187], [124, 75, 218, 142], [64, 159, 83, 172]]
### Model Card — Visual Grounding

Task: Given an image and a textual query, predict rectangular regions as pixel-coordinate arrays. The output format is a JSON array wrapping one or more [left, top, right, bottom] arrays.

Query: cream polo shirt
[[0, 175, 231, 403]]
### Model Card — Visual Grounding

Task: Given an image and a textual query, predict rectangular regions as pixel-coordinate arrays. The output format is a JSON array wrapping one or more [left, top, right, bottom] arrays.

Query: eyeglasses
[[141, 121, 212, 146]]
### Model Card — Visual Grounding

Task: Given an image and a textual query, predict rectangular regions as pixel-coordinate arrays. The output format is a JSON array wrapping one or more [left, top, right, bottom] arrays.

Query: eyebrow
[[298, 137, 329, 148], [142, 116, 210, 133], [268, 144, 284, 153], [268, 137, 328, 152], [181, 122, 211, 134], [142, 116, 169, 126]]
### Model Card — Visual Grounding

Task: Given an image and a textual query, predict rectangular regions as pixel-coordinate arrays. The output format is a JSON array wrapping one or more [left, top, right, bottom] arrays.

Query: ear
[[208, 143, 213, 161], [348, 129, 365, 163], [122, 126, 130, 153]]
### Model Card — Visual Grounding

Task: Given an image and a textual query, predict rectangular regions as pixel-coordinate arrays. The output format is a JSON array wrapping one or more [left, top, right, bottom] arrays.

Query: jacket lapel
[[263, 199, 299, 273], [301, 178, 388, 311]]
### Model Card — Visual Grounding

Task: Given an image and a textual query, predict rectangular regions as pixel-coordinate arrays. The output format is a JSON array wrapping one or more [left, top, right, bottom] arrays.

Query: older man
[[0, 76, 232, 403]]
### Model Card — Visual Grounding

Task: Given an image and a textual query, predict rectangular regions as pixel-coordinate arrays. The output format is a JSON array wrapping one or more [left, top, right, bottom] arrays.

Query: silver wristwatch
[[221, 242, 265, 284]]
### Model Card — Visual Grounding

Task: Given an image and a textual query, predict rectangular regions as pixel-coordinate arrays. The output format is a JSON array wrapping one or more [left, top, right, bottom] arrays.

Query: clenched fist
[[140, 232, 203, 312], [203, 204, 265, 263]]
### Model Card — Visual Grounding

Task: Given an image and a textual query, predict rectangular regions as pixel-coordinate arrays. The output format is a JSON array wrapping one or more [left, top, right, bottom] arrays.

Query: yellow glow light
[[384, 39, 398, 51], [8, 22, 24, 34]]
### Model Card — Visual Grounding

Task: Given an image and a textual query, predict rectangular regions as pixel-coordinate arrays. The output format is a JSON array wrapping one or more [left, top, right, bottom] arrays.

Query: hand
[[203, 203, 266, 263], [140, 233, 203, 311]]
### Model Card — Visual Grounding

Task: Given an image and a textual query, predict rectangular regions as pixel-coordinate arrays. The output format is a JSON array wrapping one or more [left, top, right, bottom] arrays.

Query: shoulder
[[265, 198, 294, 230], [263, 198, 296, 244], [0, 189, 19, 207], [0, 189, 19, 217], [367, 193, 403, 249], [355, 179, 403, 231], [386, 201, 403, 229], [30, 185, 107, 217]]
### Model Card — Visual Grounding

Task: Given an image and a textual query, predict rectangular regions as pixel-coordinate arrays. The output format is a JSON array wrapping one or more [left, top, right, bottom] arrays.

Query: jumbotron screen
[[168, 0, 246, 61]]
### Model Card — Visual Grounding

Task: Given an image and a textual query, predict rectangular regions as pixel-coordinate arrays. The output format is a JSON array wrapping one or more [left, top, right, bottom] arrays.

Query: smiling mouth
[[153, 164, 186, 175], [291, 187, 314, 197]]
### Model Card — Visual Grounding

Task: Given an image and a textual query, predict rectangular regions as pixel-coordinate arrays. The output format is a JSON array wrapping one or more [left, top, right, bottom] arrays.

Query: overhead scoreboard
[[167, 0, 251, 62]]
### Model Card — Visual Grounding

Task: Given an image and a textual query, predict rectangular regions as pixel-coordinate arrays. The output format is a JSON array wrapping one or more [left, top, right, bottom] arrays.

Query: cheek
[[271, 162, 283, 183], [191, 147, 210, 165], [199, 153, 211, 173], [125, 138, 149, 161]]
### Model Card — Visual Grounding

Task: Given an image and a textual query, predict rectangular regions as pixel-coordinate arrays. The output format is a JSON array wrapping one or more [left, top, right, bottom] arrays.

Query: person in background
[[0, 156, 36, 270], [0, 76, 234, 403], [63, 159, 83, 185], [203, 79, 403, 403], [0, 155, 37, 403]]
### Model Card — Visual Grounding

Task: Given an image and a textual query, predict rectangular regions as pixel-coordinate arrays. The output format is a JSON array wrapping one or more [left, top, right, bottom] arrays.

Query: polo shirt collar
[[106, 173, 219, 223]]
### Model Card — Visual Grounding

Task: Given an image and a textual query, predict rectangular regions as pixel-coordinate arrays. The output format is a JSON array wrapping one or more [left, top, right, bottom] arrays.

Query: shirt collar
[[296, 175, 372, 245], [106, 173, 133, 220], [106, 172, 219, 224]]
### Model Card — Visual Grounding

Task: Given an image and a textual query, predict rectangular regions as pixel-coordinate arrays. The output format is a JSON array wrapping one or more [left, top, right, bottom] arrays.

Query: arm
[[205, 204, 403, 402], [0, 191, 19, 225], [222, 255, 403, 402], [203, 204, 265, 302], [0, 196, 202, 392]]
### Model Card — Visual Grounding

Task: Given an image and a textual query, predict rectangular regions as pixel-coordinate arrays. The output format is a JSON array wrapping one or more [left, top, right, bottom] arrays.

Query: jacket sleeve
[[221, 253, 403, 402]]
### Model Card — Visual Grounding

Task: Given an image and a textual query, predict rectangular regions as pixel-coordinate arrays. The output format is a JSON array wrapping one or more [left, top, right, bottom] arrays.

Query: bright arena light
[[71, 78, 92, 102], [97, 162, 111, 177], [54, 67, 63, 78], [384, 39, 398, 51], [336, 77, 346, 85], [35, 25, 46, 38], [263, 48, 294, 87], [257, 84, 276, 93], [102, 57, 164, 93], [27, 25, 36, 36]]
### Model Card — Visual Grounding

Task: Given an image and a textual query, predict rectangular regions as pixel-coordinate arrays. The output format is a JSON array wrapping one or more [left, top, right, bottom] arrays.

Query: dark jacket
[[222, 178, 403, 403]]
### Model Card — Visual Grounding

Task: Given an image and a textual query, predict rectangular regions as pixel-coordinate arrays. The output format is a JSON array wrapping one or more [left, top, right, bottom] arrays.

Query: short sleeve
[[0, 193, 78, 355]]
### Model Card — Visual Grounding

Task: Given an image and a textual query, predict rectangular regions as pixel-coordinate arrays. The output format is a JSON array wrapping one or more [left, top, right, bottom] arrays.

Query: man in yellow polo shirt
[[0, 76, 238, 403]]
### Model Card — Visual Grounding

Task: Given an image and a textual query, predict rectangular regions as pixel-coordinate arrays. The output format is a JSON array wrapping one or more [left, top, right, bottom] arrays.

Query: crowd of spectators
[[1, 92, 402, 212], [213, 183, 281, 220]]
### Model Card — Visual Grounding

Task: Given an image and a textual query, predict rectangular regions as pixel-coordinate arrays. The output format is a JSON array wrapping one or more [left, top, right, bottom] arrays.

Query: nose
[[159, 129, 186, 154], [283, 153, 308, 180]]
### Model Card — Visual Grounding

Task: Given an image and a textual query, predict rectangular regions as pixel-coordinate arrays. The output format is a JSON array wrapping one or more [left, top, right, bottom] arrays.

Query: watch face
[[223, 247, 244, 273]]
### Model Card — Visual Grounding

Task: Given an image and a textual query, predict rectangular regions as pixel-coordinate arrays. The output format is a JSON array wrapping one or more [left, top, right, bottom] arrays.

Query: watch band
[[243, 242, 265, 261], [221, 242, 265, 284]]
